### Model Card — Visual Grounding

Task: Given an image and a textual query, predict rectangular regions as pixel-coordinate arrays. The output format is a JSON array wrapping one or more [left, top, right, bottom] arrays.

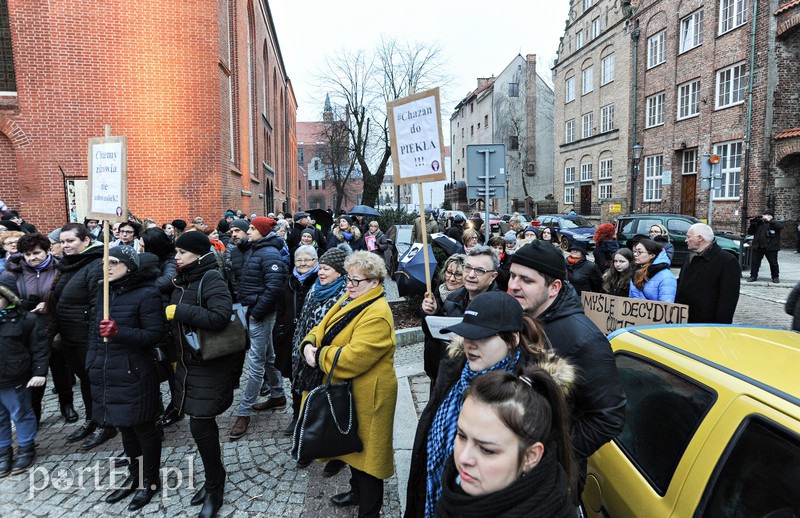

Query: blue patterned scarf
[[424, 348, 522, 517], [293, 263, 318, 283], [312, 275, 346, 303]]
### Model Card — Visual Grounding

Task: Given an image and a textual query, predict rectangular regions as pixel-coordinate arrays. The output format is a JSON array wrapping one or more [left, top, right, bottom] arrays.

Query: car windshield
[[561, 217, 593, 228]]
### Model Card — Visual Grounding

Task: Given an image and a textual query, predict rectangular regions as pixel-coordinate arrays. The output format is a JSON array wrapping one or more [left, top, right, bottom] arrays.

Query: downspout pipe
[[629, 28, 641, 212], [740, 0, 758, 268]]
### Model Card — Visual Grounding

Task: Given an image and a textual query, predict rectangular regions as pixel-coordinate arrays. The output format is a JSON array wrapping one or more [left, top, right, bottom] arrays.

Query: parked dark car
[[533, 214, 596, 250], [385, 224, 413, 274], [614, 213, 742, 266]]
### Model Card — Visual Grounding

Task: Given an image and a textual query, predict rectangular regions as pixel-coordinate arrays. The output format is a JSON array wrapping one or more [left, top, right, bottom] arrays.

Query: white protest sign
[[581, 292, 689, 335], [387, 87, 447, 186], [87, 135, 127, 221]]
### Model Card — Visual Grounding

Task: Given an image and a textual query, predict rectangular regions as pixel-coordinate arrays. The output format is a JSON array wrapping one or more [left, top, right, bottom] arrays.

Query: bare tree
[[318, 104, 359, 214], [319, 38, 449, 207]]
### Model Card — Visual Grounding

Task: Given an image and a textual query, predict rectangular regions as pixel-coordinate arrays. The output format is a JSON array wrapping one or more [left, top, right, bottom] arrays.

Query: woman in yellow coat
[[301, 250, 397, 518]]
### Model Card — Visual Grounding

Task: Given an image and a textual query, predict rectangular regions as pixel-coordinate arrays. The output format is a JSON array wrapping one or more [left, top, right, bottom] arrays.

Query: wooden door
[[580, 185, 592, 215], [681, 174, 697, 216]]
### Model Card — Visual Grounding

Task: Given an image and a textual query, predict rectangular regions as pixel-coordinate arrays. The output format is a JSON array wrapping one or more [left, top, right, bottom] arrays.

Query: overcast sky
[[270, 1, 571, 122]]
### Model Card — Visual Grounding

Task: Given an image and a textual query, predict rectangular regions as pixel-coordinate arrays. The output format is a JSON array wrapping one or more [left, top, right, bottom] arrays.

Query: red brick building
[[0, 0, 297, 230]]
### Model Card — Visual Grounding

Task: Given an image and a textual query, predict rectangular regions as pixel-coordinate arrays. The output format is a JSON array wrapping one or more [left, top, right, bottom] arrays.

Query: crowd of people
[[0, 203, 797, 517]]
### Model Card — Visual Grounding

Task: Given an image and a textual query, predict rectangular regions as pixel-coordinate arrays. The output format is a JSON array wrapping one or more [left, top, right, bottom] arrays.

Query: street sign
[[466, 144, 506, 199], [608, 203, 621, 213]]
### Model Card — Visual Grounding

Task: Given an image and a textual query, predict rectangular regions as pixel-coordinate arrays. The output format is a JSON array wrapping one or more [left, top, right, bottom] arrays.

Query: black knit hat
[[510, 240, 567, 280], [171, 219, 188, 232], [230, 219, 249, 232], [318, 244, 349, 275], [294, 211, 310, 222], [109, 245, 140, 271], [175, 231, 212, 256]]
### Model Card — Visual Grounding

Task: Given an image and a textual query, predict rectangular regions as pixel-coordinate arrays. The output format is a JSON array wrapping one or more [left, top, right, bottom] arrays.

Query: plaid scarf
[[424, 348, 521, 517]]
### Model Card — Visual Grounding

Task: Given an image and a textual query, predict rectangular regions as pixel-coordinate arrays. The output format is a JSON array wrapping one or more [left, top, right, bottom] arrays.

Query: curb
[[396, 327, 424, 347]]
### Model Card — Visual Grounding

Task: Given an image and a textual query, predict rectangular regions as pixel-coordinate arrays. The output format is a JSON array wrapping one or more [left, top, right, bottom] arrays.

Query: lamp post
[[630, 143, 644, 212]]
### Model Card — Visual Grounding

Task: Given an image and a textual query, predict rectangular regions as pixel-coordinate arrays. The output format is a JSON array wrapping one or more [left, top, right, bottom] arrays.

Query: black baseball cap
[[442, 291, 523, 339]]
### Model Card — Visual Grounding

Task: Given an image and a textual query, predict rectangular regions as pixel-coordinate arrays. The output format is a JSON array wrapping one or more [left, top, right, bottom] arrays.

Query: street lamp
[[630, 143, 644, 212]]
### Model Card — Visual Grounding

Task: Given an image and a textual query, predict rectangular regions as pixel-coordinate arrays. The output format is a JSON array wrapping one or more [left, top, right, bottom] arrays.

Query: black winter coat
[[170, 255, 244, 418], [786, 281, 800, 332], [238, 234, 288, 320], [748, 217, 784, 251], [593, 240, 619, 273], [565, 256, 602, 296], [86, 267, 165, 428], [675, 243, 740, 324], [225, 238, 249, 302], [273, 271, 317, 378], [51, 244, 104, 347], [439, 283, 499, 317], [0, 305, 49, 389]]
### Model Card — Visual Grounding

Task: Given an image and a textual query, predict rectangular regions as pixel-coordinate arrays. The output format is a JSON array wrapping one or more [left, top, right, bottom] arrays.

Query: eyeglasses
[[107, 259, 123, 267], [119, 230, 134, 235], [295, 258, 316, 264], [345, 275, 372, 286], [444, 270, 463, 280], [633, 249, 648, 255], [463, 264, 495, 277], [4, 240, 19, 246]]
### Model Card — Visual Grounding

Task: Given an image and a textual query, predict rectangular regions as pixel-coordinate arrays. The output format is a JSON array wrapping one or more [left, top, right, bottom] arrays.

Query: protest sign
[[387, 87, 446, 186], [87, 134, 127, 221], [581, 292, 689, 335]]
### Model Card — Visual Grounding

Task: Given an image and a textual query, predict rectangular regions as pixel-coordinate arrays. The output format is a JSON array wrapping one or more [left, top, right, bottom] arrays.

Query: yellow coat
[[303, 284, 397, 479]]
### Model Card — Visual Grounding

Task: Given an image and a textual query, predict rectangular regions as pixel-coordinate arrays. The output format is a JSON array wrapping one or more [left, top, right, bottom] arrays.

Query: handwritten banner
[[581, 292, 688, 335], [87, 135, 127, 221]]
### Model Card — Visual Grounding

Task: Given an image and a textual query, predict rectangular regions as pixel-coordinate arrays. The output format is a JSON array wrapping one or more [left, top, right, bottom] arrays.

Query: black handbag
[[292, 347, 363, 462], [181, 270, 247, 361]]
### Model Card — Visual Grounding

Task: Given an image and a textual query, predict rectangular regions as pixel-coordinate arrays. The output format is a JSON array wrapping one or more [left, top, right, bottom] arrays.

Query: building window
[[576, 30, 585, 50], [600, 104, 615, 132], [591, 18, 601, 39], [565, 119, 575, 143], [719, 0, 749, 35], [716, 62, 747, 109], [297, 147, 304, 165], [680, 10, 704, 53], [484, 114, 489, 128], [682, 149, 697, 174], [510, 135, 519, 150], [713, 141, 742, 199], [646, 93, 665, 128], [647, 31, 666, 69], [581, 163, 593, 181], [470, 103, 474, 113], [677, 79, 701, 119], [462, 127, 465, 138], [0, 0, 15, 92], [599, 158, 613, 179], [583, 0, 593, 11], [582, 66, 594, 94], [565, 165, 576, 183], [601, 54, 615, 85], [508, 82, 519, 97], [599, 182, 613, 199], [565, 186, 575, 204], [582, 112, 594, 138], [565, 76, 576, 102], [644, 155, 664, 201], [471, 125, 474, 136]]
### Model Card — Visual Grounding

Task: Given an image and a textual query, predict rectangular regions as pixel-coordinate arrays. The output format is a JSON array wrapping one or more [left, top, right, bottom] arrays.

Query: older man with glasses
[[422, 245, 499, 321]]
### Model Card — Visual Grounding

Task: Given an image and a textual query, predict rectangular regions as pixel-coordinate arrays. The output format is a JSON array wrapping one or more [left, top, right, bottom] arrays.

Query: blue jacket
[[238, 233, 288, 320], [629, 250, 677, 302]]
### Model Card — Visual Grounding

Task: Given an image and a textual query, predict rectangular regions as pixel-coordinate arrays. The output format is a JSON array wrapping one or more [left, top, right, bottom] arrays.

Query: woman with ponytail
[[629, 238, 676, 302]]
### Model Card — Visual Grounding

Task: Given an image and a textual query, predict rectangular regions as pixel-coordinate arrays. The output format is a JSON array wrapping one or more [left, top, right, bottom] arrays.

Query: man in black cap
[[747, 209, 784, 283], [224, 219, 251, 302], [508, 240, 625, 497], [287, 212, 324, 261]]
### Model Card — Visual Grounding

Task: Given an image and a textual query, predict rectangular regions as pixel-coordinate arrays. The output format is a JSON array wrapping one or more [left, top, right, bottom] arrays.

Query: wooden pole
[[102, 124, 112, 340], [417, 183, 432, 295]]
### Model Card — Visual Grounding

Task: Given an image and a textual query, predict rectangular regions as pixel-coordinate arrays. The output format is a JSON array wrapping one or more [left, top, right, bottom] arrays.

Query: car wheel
[[560, 236, 570, 251]]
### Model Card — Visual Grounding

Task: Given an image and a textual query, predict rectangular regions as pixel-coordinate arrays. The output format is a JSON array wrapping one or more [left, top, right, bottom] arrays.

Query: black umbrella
[[393, 243, 438, 297], [348, 205, 381, 217], [307, 209, 334, 233], [430, 232, 464, 256]]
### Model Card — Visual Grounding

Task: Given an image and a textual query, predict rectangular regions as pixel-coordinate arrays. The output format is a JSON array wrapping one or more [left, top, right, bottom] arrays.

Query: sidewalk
[[741, 249, 800, 286]]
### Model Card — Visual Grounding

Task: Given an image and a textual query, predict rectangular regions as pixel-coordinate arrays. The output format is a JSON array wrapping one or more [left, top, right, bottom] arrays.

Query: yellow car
[[582, 325, 800, 518]]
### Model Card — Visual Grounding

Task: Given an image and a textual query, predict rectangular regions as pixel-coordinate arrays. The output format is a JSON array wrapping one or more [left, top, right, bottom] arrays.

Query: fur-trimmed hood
[[446, 335, 577, 395], [0, 280, 20, 306]]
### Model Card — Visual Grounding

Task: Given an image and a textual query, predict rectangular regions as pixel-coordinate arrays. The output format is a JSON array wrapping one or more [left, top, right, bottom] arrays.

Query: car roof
[[610, 325, 800, 402]]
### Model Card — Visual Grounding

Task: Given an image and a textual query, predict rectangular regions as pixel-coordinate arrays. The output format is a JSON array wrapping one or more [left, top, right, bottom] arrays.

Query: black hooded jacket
[[51, 244, 104, 347]]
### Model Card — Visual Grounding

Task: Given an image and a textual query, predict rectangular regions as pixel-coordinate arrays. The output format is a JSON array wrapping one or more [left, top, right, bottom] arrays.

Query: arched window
[[0, 0, 16, 92]]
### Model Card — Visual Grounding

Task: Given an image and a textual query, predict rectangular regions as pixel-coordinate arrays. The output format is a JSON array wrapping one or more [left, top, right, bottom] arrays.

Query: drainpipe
[[740, 0, 758, 267], [629, 28, 641, 212]]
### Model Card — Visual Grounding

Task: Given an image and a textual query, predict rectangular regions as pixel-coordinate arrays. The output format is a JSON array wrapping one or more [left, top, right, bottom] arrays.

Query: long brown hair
[[603, 248, 634, 294]]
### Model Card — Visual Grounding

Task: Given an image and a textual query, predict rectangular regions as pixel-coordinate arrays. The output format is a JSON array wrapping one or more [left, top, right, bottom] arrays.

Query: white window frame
[[564, 165, 576, 183], [565, 76, 575, 103], [591, 18, 601, 39], [677, 79, 701, 120], [582, 112, 594, 138], [682, 149, 698, 174], [716, 62, 747, 109], [713, 141, 742, 199], [584, 0, 593, 11], [599, 158, 613, 179], [581, 162, 593, 181], [643, 155, 664, 202], [576, 30, 585, 50], [600, 104, 615, 132], [582, 66, 594, 94], [680, 10, 704, 53], [719, 0, 749, 35], [601, 54, 615, 85], [647, 31, 666, 69], [565, 119, 575, 143], [565, 186, 575, 204], [646, 93, 665, 128], [599, 182, 613, 200]]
